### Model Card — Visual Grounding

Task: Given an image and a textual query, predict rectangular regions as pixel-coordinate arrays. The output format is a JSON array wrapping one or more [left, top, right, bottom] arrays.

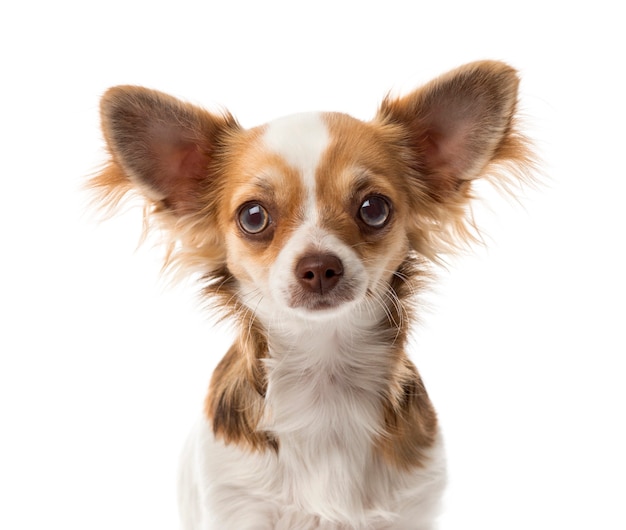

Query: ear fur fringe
[[422, 119, 538, 264], [87, 157, 229, 285], [377, 61, 539, 263], [89, 63, 538, 283]]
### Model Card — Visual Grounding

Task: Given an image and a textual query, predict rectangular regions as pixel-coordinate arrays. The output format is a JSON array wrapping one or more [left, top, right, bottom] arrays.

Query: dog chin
[[288, 304, 356, 324]]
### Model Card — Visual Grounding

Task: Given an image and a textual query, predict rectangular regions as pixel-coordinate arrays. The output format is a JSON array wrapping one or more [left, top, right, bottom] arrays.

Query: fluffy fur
[[91, 61, 534, 529]]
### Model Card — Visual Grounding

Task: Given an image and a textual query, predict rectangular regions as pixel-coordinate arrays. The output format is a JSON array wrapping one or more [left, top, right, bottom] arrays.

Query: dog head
[[93, 61, 532, 326]]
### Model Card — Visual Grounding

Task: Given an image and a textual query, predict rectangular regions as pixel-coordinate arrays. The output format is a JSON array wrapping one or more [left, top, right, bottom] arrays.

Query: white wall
[[1, 1, 624, 529]]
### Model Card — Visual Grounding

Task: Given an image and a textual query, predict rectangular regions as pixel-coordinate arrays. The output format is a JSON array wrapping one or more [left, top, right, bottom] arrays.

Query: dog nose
[[295, 254, 344, 295]]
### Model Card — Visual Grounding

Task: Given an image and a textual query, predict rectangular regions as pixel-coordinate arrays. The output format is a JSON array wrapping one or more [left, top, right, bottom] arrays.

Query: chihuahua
[[92, 60, 533, 529]]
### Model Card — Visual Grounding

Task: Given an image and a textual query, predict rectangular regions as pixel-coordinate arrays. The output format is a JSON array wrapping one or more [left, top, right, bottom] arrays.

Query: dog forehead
[[262, 112, 330, 176]]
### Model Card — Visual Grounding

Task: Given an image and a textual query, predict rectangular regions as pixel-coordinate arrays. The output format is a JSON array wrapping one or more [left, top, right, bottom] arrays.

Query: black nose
[[295, 254, 344, 295]]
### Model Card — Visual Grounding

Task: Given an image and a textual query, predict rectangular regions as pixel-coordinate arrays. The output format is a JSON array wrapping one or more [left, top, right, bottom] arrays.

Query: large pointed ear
[[378, 60, 525, 201], [376, 61, 533, 255], [91, 86, 240, 278], [95, 85, 239, 215]]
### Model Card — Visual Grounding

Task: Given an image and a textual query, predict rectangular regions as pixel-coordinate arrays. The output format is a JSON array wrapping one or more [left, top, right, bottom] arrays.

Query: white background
[[1, 1, 624, 529]]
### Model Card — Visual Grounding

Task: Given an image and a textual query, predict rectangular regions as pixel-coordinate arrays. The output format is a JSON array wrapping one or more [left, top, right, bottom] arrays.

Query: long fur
[[90, 60, 535, 529]]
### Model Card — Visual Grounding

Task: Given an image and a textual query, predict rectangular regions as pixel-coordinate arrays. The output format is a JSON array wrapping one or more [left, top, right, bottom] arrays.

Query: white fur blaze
[[262, 112, 329, 223]]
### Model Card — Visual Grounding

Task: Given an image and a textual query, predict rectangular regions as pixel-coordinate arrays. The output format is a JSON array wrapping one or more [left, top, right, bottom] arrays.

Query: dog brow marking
[[262, 113, 329, 223]]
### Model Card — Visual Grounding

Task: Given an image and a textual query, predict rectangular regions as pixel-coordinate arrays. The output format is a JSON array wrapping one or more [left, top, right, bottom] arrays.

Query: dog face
[[94, 61, 531, 326], [219, 112, 413, 323]]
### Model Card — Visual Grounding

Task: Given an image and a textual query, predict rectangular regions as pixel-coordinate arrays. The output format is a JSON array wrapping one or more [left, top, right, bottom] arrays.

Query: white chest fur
[[178, 316, 446, 529], [262, 322, 392, 522]]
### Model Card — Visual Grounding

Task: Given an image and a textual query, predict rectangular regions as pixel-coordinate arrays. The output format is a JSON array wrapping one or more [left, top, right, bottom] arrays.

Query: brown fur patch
[[370, 258, 439, 469], [204, 318, 278, 452], [314, 114, 416, 298], [376, 357, 438, 470]]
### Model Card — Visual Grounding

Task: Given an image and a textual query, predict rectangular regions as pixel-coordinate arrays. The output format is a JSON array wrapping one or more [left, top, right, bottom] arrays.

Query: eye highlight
[[238, 202, 271, 235], [359, 195, 391, 229]]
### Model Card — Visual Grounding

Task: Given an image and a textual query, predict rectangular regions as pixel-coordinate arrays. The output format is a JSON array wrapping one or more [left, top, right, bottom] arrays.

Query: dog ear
[[377, 61, 532, 256], [96, 85, 239, 215], [378, 60, 521, 200], [91, 87, 240, 277]]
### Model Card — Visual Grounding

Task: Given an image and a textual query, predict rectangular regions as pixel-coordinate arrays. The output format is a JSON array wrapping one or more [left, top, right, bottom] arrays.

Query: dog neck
[[261, 300, 405, 519], [262, 306, 400, 431]]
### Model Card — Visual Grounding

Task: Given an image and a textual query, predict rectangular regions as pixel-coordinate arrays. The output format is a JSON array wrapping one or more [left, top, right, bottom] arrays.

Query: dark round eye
[[238, 203, 271, 235], [359, 196, 391, 228]]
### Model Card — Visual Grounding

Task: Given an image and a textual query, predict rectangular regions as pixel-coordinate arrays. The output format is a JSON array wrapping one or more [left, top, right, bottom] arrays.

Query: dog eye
[[238, 203, 271, 235], [359, 196, 391, 228]]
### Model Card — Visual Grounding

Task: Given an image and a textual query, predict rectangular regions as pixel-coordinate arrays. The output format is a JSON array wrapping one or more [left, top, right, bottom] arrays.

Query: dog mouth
[[287, 289, 358, 312]]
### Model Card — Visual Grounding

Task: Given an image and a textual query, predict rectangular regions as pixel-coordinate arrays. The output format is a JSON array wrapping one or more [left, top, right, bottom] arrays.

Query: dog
[[91, 60, 533, 529]]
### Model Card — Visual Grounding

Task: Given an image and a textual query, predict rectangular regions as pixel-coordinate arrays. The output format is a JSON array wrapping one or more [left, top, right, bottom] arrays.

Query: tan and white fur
[[92, 61, 533, 529]]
